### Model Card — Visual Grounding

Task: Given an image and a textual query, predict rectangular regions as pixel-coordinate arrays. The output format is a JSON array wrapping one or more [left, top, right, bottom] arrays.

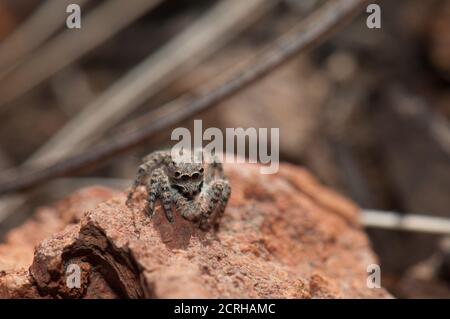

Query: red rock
[[0, 163, 390, 298], [0, 186, 119, 272]]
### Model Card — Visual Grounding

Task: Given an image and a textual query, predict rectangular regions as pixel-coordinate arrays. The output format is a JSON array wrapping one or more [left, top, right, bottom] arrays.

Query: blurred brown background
[[0, 0, 449, 298]]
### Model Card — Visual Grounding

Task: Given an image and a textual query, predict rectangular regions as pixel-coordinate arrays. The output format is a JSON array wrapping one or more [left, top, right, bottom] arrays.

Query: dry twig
[[27, 0, 275, 166], [0, 0, 367, 196], [0, 0, 89, 74], [0, 0, 162, 109]]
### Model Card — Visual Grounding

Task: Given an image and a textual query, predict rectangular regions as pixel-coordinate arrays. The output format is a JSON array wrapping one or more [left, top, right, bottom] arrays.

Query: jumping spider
[[126, 150, 231, 229]]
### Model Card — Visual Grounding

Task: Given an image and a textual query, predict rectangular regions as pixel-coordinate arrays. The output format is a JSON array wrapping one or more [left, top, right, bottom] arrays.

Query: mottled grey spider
[[126, 150, 231, 229]]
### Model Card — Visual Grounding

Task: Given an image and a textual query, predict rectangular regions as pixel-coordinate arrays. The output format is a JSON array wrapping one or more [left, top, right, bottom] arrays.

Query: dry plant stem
[[0, 195, 26, 224], [0, 0, 366, 196], [0, 0, 273, 222], [0, 0, 161, 218], [0, 151, 24, 223], [362, 210, 450, 235], [115, 44, 262, 136], [50, 67, 95, 117], [389, 90, 450, 157], [27, 0, 276, 166], [0, 0, 162, 110], [0, 0, 90, 75]]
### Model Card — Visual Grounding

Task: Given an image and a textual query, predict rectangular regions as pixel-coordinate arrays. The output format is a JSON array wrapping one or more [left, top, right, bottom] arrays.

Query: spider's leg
[[212, 179, 231, 225], [127, 164, 149, 205], [214, 161, 224, 178], [173, 192, 202, 222], [145, 168, 174, 222], [158, 173, 174, 223], [205, 155, 225, 183], [173, 180, 230, 229], [145, 169, 161, 216], [126, 150, 171, 205], [198, 180, 230, 230], [142, 149, 172, 167]]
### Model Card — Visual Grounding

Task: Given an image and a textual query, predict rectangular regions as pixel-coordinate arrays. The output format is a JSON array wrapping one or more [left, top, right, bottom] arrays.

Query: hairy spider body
[[126, 150, 230, 229]]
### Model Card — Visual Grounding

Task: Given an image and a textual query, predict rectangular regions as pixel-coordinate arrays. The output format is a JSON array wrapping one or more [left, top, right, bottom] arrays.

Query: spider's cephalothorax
[[167, 160, 204, 198], [126, 150, 231, 230]]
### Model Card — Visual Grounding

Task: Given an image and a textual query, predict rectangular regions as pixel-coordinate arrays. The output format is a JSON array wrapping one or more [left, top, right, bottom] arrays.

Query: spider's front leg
[[126, 150, 171, 206], [126, 164, 148, 206], [172, 192, 203, 223], [200, 179, 231, 229], [173, 179, 231, 230], [146, 168, 174, 222]]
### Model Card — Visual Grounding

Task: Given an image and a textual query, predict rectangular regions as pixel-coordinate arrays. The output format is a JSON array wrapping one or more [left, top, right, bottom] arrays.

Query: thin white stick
[[27, 0, 277, 167], [361, 209, 450, 235]]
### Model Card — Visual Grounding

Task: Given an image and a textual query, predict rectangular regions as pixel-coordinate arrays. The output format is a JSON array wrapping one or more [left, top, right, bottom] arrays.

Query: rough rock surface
[[0, 187, 119, 272], [0, 163, 390, 298]]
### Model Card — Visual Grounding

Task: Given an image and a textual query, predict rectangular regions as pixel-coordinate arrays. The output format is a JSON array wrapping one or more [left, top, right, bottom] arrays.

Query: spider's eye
[[174, 171, 181, 178], [191, 173, 199, 179], [181, 174, 189, 180], [199, 168, 204, 174]]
